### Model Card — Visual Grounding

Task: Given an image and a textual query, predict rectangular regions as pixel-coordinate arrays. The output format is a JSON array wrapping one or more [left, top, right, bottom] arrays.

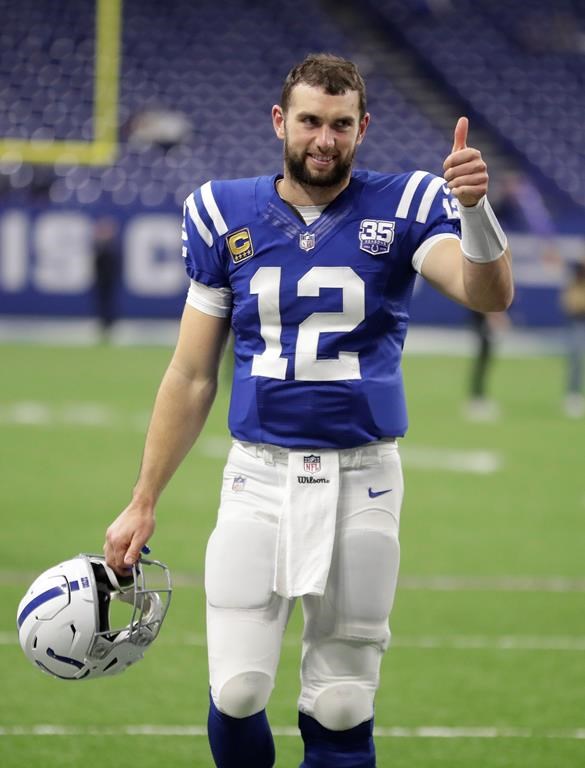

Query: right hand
[[443, 116, 489, 208], [104, 502, 156, 575]]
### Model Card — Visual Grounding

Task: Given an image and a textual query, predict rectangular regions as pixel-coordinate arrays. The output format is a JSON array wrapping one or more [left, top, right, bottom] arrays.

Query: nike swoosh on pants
[[368, 488, 392, 498]]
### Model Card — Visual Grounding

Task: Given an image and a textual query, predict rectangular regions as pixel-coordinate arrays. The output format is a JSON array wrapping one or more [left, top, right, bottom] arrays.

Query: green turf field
[[1, 342, 584, 767]]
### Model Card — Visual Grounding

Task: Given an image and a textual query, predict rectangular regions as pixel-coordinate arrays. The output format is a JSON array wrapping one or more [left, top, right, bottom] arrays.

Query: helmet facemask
[[86, 556, 171, 668]]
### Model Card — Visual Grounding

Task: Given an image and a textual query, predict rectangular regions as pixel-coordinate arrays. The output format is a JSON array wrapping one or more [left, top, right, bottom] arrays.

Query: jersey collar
[[257, 173, 365, 234]]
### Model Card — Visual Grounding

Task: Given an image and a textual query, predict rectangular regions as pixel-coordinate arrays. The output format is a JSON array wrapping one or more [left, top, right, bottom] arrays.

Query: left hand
[[443, 117, 488, 208]]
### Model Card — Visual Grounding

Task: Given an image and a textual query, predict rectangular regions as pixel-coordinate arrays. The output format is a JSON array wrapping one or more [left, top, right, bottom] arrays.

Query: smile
[[308, 154, 336, 167]]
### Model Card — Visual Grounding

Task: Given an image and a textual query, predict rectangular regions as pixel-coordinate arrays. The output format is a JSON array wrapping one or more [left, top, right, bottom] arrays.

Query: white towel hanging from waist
[[274, 450, 340, 599]]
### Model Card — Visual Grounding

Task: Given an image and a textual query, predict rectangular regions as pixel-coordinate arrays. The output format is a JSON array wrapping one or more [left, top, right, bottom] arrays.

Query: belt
[[234, 438, 397, 469]]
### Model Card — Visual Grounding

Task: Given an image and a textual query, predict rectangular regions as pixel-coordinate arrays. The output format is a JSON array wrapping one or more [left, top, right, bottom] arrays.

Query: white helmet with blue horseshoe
[[17, 553, 172, 680]]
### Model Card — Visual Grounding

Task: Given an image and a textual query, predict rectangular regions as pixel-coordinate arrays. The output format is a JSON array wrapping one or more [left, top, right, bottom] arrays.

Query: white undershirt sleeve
[[186, 279, 233, 317], [411, 232, 460, 274]]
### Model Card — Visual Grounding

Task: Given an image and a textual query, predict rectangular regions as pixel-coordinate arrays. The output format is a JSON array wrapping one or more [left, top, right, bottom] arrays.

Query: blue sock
[[207, 693, 275, 768], [298, 712, 376, 768]]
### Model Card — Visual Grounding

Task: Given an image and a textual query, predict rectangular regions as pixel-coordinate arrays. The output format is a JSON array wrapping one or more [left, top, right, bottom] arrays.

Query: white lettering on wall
[[124, 215, 184, 296], [33, 213, 93, 293], [0, 210, 28, 291]]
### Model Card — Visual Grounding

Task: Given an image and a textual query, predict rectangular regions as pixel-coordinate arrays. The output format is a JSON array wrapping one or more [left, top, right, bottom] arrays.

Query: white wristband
[[459, 196, 507, 264]]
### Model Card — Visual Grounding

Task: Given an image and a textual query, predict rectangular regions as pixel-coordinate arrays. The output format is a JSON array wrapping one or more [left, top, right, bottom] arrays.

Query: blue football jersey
[[182, 170, 461, 448]]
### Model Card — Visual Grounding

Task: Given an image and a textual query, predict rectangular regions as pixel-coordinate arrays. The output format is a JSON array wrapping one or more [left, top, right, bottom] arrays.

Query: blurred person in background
[[92, 216, 121, 341], [560, 255, 585, 418], [464, 170, 559, 422], [465, 309, 510, 421], [492, 173, 585, 419], [491, 170, 559, 264], [103, 54, 513, 768], [491, 171, 556, 239]]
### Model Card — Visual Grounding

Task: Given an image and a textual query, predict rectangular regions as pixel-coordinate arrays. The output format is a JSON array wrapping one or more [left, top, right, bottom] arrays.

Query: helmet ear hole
[[90, 562, 114, 634]]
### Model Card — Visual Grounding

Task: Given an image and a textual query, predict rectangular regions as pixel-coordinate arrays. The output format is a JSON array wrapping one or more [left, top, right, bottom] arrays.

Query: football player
[[104, 54, 513, 768]]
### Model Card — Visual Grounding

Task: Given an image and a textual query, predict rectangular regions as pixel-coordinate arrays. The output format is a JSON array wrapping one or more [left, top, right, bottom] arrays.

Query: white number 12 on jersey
[[250, 266, 365, 381]]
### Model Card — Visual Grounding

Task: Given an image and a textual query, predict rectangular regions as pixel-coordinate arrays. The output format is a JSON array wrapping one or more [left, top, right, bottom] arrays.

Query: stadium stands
[[0, 0, 583, 327], [362, 0, 585, 215], [6, 0, 581, 218]]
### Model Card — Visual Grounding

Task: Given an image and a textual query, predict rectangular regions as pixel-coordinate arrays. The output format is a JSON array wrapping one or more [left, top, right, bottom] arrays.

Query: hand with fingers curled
[[104, 502, 156, 576], [443, 117, 488, 208]]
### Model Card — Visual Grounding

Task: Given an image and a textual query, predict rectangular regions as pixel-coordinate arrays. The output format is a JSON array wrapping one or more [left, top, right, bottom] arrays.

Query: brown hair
[[280, 53, 367, 118]]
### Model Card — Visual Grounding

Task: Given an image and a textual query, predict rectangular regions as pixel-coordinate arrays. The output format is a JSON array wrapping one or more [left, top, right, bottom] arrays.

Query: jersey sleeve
[[182, 181, 230, 289], [393, 171, 462, 273]]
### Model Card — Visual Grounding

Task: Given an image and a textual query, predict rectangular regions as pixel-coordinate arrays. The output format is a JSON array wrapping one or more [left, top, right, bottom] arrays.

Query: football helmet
[[17, 554, 172, 680]]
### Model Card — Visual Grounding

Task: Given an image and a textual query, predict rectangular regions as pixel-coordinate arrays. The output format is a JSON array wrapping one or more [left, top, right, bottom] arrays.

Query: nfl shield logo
[[303, 454, 321, 474], [232, 475, 246, 492], [299, 232, 315, 251]]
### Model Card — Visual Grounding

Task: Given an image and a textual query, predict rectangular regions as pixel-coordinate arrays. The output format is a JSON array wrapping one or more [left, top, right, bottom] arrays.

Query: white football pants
[[205, 438, 403, 729]]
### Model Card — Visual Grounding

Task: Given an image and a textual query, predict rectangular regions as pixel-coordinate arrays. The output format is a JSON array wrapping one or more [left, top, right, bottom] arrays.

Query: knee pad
[[205, 519, 276, 609], [312, 682, 373, 731], [298, 639, 382, 729], [216, 671, 273, 719]]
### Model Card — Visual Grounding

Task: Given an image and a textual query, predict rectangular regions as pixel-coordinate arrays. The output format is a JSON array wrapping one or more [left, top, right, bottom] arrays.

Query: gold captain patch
[[227, 228, 254, 263]]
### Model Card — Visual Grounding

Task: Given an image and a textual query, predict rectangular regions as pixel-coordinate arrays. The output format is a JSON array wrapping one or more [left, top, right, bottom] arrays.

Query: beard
[[284, 140, 356, 189]]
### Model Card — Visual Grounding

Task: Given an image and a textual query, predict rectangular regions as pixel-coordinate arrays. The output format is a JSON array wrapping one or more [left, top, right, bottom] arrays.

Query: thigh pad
[[317, 526, 400, 643], [205, 519, 276, 610]]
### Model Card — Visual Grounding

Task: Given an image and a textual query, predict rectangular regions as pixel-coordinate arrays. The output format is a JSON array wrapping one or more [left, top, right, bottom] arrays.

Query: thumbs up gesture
[[443, 117, 488, 208]]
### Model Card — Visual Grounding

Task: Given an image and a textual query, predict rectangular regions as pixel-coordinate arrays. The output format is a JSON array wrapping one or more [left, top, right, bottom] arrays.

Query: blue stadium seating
[[364, 0, 585, 215], [0, 0, 583, 228]]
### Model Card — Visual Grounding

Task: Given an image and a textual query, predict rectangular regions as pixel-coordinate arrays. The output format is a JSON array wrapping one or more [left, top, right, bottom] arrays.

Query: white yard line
[[3, 570, 585, 592], [3, 631, 585, 652], [0, 320, 566, 355], [390, 635, 585, 651], [169, 633, 585, 652], [1, 724, 584, 740], [0, 403, 503, 474], [399, 445, 502, 474], [399, 575, 585, 592], [0, 401, 149, 431]]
